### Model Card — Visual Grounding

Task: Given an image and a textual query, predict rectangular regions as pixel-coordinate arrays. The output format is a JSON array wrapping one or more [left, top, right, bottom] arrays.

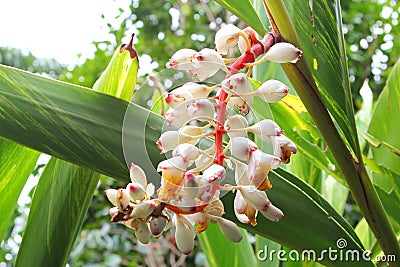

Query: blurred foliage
[[342, 0, 400, 109], [0, 47, 65, 78]]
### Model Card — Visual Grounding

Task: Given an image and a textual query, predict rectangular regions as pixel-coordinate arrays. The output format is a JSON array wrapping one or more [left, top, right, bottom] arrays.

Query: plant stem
[[263, 0, 400, 263]]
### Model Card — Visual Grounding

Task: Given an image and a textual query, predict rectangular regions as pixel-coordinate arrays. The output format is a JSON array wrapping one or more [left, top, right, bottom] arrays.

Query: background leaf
[[0, 141, 39, 241]]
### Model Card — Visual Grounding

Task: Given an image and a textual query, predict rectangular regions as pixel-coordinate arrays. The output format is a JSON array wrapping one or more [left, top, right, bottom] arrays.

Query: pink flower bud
[[130, 163, 147, 188], [216, 217, 242, 243], [187, 99, 215, 121], [255, 80, 289, 103], [229, 137, 258, 161], [168, 48, 197, 70], [130, 200, 156, 218], [126, 182, 146, 201], [265, 42, 302, 63], [190, 48, 227, 81], [203, 164, 226, 183], [150, 216, 168, 237], [173, 144, 201, 161], [175, 215, 196, 255], [248, 119, 283, 142], [165, 107, 191, 127], [214, 24, 241, 55], [157, 131, 180, 153], [259, 203, 284, 222], [221, 73, 253, 115]]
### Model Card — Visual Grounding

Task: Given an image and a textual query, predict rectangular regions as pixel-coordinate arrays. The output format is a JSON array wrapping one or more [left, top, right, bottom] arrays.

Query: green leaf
[[0, 66, 373, 266], [0, 64, 163, 181], [15, 159, 99, 266], [213, 0, 266, 35], [223, 168, 372, 266], [198, 224, 256, 267], [255, 236, 280, 267], [15, 40, 140, 266], [0, 140, 40, 241]]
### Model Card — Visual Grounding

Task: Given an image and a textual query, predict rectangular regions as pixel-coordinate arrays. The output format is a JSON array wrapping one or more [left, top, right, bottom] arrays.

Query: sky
[[0, 0, 130, 65]]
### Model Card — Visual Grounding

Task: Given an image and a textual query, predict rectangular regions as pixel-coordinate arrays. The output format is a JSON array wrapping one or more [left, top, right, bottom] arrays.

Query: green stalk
[[263, 0, 400, 263]]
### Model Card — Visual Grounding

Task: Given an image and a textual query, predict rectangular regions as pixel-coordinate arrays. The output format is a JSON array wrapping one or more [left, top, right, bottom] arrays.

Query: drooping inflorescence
[[106, 24, 301, 255]]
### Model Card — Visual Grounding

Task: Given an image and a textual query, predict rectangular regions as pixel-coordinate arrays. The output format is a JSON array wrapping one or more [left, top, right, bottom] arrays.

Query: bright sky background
[[0, 0, 131, 65]]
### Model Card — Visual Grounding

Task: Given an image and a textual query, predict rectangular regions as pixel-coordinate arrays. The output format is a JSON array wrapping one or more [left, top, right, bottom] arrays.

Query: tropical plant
[[1, 1, 399, 267]]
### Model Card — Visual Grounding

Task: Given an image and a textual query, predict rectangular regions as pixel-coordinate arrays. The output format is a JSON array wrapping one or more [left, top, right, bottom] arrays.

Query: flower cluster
[[106, 24, 301, 255]]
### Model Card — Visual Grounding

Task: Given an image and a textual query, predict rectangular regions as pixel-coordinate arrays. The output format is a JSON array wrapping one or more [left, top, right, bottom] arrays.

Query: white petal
[[183, 82, 214, 99], [238, 185, 270, 211], [256, 80, 289, 103], [248, 150, 280, 189], [187, 99, 215, 121], [157, 131, 180, 153], [135, 219, 151, 244], [225, 114, 248, 138], [165, 107, 191, 127], [175, 215, 196, 255], [130, 163, 148, 188], [248, 119, 283, 138], [190, 48, 226, 81], [105, 189, 118, 206], [126, 182, 146, 201]]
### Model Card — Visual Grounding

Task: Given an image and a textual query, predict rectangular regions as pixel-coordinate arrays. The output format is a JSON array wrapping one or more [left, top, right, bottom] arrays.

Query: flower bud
[[234, 191, 258, 225], [190, 48, 227, 81], [265, 42, 302, 63], [157, 156, 188, 184], [157, 131, 180, 153], [135, 219, 151, 244], [229, 137, 258, 161], [256, 80, 289, 103], [259, 203, 284, 222], [165, 107, 191, 127], [173, 144, 201, 161], [168, 48, 197, 70], [130, 163, 147, 188], [247, 119, 283, 141], [203, 164, 226, 183], [214, 24, 241, 55], [187, 99, 215, 122], [183, 82, 214, 99], [130, 200, 156, 219], [175, 215, 196, 255], [150, 216, 168, 237], [165, 88, 194, 109], [126, 182, 146, 201], [216, 217, 242, 243]]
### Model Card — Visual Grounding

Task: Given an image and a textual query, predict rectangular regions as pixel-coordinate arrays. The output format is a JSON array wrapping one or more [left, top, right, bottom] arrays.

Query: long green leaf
[[213, 0, 265, 35], [15, 159, 99, 267], [0, 66, 373, 266], [15, 40, 140, 266], [198, 224, 256, 267], [0, 140, 39, 241]]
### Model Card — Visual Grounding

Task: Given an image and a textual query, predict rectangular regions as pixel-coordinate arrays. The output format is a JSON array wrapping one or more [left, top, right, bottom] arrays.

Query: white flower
[[215, 216, 242, 242], [105, 188, 130, 211], [221, 73, 253, 115], [165, 88, 194, 109], [190, 48, 228, 81], [182, 82, 215, 99], [248, 149, 280, 190], [130, 200, 156, 218], [214, 24, 241, 55], [168, 48, 197, 70], [130, 163, 148, 188], [165, 107, 191, 127], [172, 143, 201, 161], [265, 42, 302, 63], [126, 182, 146, 201], [271, 135, 297, 163]]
